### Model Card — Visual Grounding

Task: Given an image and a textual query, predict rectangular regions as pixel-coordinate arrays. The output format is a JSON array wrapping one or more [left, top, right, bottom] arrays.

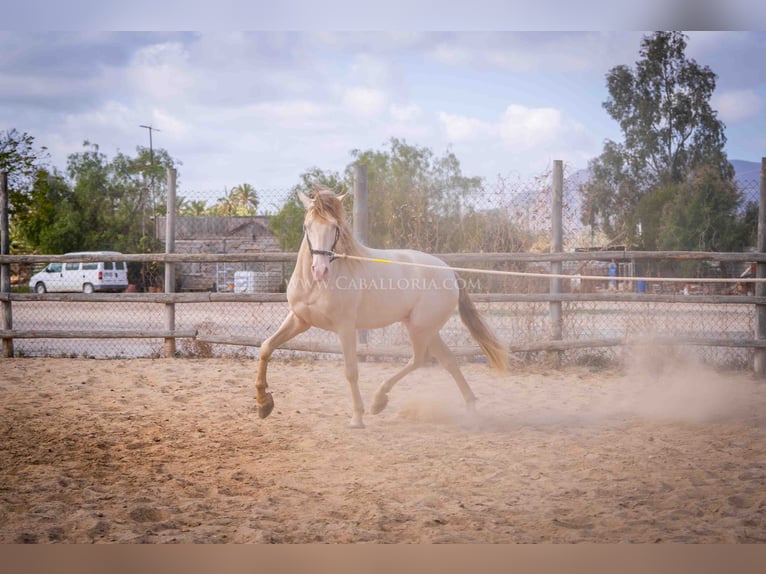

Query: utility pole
[[139, 124, 160, 166], [139, 124, 161, 290], [139, 124, 161, 209]]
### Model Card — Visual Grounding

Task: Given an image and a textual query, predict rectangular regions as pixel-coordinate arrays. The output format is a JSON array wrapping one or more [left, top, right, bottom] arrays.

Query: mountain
[[568, 158, 760, 189], [562, 159, 761, 233]]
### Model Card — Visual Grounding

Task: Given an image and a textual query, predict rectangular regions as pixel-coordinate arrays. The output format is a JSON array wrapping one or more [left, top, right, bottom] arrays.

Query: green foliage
[[346, 137, 482, 251], [13, 169, 81, 253], [631, 167, 750, 278], [2, 129, 51, 252], [268, 138, 548, 256], [212, 183, 259, 215], [657, 166, 745, 252], [10, 139, 180, 276], [580, 31, 742, 249], [268, 168, 346, 251], [268, 193, 306, 251], [0, 129, 49, 197], [603, 31, 730, 186]]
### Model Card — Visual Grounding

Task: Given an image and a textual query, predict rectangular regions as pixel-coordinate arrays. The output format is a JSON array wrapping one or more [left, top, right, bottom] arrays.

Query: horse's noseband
[[304, 225, 340, 262]]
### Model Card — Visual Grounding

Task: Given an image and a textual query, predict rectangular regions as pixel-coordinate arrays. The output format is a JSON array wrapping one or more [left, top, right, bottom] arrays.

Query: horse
[[255, 187, 508, 428]]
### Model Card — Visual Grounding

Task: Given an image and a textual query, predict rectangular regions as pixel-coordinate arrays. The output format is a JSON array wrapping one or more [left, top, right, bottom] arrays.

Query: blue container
[[637, 280, 646, 293]]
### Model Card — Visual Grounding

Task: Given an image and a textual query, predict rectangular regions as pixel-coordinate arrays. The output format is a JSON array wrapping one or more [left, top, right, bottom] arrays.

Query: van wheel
[[35, 282, 46, 294], [83, 283, 94, 294]]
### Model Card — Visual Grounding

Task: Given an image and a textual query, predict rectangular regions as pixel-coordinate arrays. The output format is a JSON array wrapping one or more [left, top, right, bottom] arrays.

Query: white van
[[29, 251, 129, 294]]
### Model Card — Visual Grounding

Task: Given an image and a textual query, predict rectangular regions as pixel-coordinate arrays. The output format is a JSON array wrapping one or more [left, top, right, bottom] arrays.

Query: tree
[[0, 129, 50, 196], [1, 130, 51, 251], [346, 138, 482, 251], [657, 166, 745, 251], [213, 184, 260, 216], [269, 168, 347, 251], [581, 31, 734, 242], [270, 141, 509, 256], [231, 183, 259, 214], [12, 169, 81, 254], [11, 140, 181, 284], [179, 199, 209, 216]]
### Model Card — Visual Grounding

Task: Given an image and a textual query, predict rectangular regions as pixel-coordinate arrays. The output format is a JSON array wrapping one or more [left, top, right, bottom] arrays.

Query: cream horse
[[255, 187, 508, 428]]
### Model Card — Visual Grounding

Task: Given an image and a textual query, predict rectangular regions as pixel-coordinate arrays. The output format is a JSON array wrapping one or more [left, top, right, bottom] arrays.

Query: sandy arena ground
[[2, 347, 766, 543]]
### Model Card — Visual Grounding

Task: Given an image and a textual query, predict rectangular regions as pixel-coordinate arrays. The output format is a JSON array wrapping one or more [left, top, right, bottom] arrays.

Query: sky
[[2, 27, 765, 202]]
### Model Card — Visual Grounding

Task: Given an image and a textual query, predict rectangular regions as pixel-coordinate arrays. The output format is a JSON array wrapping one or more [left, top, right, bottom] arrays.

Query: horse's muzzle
[[311, 261, 330, 282]]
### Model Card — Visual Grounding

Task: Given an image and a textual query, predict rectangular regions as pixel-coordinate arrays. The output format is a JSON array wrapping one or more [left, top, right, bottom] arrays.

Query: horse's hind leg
[[428, 334, 477, 411], [256, 311, 309, 419], [370, 330, 430, 415]]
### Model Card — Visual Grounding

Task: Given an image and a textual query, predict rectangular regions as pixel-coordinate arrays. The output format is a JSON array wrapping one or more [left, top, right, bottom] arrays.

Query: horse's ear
[[336, 192, 348, 203], [297, 190, 313, 208]]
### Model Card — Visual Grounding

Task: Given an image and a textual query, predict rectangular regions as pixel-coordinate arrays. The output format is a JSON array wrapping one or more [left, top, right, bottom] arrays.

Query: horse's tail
[[458, 283, 509, 371]]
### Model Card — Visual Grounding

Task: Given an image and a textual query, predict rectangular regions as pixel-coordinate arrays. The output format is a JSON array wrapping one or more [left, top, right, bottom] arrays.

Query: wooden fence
[[2, 160, 766, 371]]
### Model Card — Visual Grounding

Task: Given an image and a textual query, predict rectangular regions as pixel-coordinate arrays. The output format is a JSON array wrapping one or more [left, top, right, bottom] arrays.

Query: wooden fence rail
[[1, 254, 765, 355], [4, 249, 766, 265], [1, 261, 764, 355], [2, 291, 765, 306], [2, 160, 765, 366]]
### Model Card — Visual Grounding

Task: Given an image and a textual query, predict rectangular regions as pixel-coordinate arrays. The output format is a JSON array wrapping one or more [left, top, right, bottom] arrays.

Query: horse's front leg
[[337, 326, 364, 428], [256, 311, 309, 419]]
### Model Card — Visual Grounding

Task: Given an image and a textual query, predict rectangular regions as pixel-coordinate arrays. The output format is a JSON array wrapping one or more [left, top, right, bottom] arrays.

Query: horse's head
[[299, 187, 348, 282]]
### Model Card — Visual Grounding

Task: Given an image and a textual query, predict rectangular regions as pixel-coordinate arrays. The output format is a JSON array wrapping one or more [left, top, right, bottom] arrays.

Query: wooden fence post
[[1, 172, 13, 357], [354, 163, 369, 347], [756, 157, 766, 376], [549, 160, 564, 362], [164, 167, 177, 357]]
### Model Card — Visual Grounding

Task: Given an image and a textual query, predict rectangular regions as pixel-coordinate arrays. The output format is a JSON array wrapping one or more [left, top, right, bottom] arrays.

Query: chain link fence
[[4, 168, 763, 369]]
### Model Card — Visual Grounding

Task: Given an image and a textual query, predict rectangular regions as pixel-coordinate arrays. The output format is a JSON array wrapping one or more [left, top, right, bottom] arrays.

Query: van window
[[65, 262, 80, 271], [48, 263, 62, 273], [102, 261, 126, 271], [82, 262, 98, 270]]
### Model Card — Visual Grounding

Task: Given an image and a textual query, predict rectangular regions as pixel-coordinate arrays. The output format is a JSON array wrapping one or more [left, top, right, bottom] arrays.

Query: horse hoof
[[349, 419, 365, 429], [257, 393, 274, 419], [370, 394, 388, 415]]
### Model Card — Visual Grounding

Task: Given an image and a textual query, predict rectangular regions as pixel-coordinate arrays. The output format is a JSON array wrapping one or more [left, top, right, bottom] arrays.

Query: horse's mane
[[306, 187, 362, 257]]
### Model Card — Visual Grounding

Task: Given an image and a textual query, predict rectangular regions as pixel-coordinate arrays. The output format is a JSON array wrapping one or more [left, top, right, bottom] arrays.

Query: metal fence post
[[756, 157, 766, 376], [549, 160, 564, 362], [354, 163, 369, 348], [1, 172, 13, 357], [164, 168, 177, 357]]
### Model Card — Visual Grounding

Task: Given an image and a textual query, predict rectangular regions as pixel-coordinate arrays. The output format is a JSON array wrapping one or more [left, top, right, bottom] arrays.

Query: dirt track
[[2, 351, 766, 543]]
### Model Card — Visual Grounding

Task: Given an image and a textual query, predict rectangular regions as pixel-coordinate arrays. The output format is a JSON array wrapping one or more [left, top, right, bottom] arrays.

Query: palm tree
[[175, 196, 190, 214], [187, 200, 208, 216], [231, 183, 259, 215], [215, 187, 236, 216]]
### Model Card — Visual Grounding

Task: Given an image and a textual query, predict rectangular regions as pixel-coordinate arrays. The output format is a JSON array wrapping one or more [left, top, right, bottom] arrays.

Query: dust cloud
[[606, 341, 760, 424]]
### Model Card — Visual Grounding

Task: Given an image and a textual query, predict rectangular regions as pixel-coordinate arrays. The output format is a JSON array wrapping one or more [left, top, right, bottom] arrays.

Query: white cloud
[[350, 53, 396, 87], [712, 89, 762, 123], [126, 41, 195, 101], [438, 104, 589, 153], [438, 111, 495, 142], [62, 100, 136, 135], [428, 32, 644, 74], [390, 103, 421, 122], [249, 100, 325, 121], [342, 86, 387, 117], [434, 103, 597, 182], [499, 104, 563, 150]]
